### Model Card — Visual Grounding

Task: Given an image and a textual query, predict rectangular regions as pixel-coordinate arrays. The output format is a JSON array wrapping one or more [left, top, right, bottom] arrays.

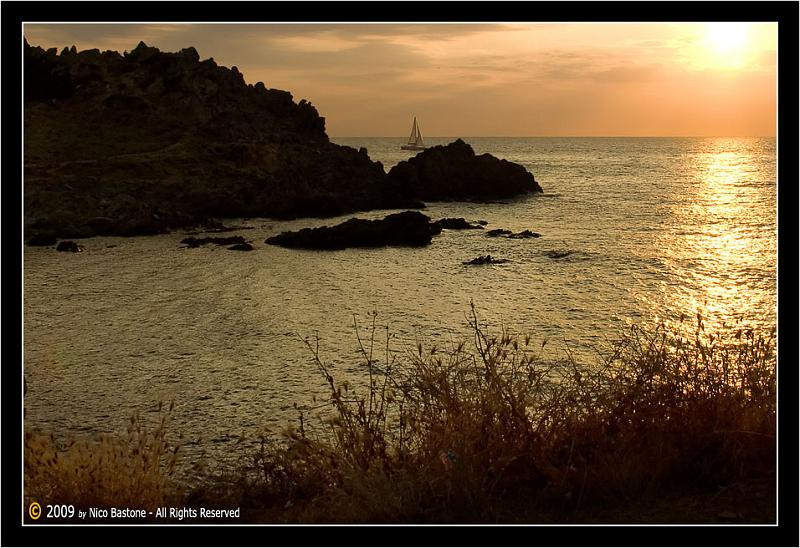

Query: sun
[[705, 22, 749, 55], [697, 23, 752, 70]]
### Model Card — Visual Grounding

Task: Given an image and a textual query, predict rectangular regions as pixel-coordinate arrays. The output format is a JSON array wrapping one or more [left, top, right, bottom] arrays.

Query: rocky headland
[[24, 41, 542, 242], [386, 139, 542, 201]]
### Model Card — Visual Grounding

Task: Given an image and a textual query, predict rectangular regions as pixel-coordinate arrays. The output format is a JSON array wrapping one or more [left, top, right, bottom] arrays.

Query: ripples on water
[[23, 137, 777, 469]]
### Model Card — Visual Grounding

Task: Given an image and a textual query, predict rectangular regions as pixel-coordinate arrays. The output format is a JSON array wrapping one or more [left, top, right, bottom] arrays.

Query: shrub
[[24, 402, 181, 514], [244, 307, 775, 522]]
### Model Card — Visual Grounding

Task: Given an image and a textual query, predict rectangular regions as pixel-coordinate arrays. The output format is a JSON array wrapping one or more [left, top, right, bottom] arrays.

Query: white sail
[[407, 117, 418, 143], [402, 116, 426, 150], [414, 118, 424, 146]]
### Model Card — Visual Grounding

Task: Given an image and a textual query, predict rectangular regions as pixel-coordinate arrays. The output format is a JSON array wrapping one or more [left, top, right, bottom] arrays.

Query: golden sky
[[23, 23, 777, 137]]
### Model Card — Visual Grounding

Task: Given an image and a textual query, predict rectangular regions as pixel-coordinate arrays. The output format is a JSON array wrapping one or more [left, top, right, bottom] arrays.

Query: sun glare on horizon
[[701, 22, 751, 69], [706, 23, 749, 53]]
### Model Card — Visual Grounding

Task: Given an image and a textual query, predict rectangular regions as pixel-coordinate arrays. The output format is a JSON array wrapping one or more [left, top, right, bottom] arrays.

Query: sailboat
[[401, 116, 426, 151]]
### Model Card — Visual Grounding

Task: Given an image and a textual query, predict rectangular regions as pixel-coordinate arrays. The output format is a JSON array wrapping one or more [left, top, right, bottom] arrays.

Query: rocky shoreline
[[24, 41, 543, 243]]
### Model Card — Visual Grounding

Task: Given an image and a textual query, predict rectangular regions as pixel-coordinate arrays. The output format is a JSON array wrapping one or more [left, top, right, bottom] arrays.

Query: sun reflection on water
[[657, 140, 776, 337]]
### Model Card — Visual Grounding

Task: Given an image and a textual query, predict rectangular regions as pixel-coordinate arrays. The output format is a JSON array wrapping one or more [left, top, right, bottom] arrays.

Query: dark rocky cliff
[[24, 40, 415, 238], [24, 41, 542, 241]]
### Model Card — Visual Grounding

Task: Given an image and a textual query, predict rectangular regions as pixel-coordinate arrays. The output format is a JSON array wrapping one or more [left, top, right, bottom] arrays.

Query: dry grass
[[24, 309, 776, 524], [24, 402, 181, 515], [235, 307, 776, 523]]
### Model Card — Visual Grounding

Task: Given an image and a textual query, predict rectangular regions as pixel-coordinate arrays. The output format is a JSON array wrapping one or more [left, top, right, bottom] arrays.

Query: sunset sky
[[23, 23, 778, 137]]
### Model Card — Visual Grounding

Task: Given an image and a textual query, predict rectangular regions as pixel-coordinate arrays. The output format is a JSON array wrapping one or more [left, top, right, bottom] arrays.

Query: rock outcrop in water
[[432, 218, 485, 231], [486, 229, 513, 237], [228, 242, 254, 251], [56, 240, 82, 252], [463, 255, 510, 265], [265, 211, 435, 250], [486, 228, 541, 239], [387, 139, 542, 201], [181, 235, 248, 248], [508, 230, 541, 239], [545, 250, 572, 259], [24, 40, 419, 240]]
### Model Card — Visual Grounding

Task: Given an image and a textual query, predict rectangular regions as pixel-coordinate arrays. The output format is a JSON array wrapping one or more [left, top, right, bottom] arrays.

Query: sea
[[22, 137, 777, 475]]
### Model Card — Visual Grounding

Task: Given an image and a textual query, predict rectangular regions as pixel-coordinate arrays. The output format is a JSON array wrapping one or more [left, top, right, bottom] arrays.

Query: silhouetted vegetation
[[24, 309, 776, 523], [24, 403, 181, 517]]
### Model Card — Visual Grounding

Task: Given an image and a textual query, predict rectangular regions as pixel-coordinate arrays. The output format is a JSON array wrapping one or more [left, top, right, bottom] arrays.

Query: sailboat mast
[[401, 115, 426, 150]]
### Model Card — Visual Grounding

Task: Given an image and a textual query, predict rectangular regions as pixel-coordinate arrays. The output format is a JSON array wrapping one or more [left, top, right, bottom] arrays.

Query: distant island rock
[[265, 211, 435, 250], [24, 41, 542, 241], [387, 139, 543, 202]]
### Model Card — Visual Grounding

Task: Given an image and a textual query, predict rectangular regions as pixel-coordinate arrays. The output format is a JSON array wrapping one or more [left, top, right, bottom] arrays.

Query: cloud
[[309, 23, 525, 43], [23, 23, 519, 53]]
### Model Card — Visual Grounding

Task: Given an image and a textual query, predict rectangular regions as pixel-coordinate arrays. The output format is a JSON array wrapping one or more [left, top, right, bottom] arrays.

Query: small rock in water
[[463, 255, 510, 265], [508, 230, 541, 239], [432, 217, 484, 230], [545, 250, 572, 259], [181, 235, 247, 248], [228, 242, 254, 251], [56, 240, 82, 252]]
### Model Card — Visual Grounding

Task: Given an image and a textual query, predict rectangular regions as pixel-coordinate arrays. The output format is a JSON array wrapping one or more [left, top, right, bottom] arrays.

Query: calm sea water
[[23, 137, 777, 472]]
